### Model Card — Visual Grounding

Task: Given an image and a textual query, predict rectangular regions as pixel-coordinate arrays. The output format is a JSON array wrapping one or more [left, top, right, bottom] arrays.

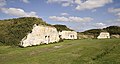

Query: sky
[[0, 0, 120, 32]]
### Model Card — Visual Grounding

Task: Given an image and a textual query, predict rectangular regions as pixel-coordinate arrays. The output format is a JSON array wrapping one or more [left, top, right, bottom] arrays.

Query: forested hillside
[[82, 26, 120, 35], [53, 25, 73, 31], [79, 26, 120, 38], [103, 26, 120, 35], [0, 17, 51, 46], [0, 17, 74, 46]]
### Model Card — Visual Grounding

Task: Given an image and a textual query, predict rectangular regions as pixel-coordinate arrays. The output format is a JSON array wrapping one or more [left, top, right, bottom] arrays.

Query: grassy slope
[[0, 39, 120, 64]]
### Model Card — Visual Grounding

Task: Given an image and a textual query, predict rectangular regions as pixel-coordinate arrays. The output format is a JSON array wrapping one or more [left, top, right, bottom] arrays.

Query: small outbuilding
[[97, 32, 110, 39], [59, 31, 77, 39]]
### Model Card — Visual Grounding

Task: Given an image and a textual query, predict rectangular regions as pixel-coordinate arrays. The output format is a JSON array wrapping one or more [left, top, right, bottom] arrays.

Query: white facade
[[20, 24, 60, 47], [97, 32, 110, 39], [59, 31, 77, 39]]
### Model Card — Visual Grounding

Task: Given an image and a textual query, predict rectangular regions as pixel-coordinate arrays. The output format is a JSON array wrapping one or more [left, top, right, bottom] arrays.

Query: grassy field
[[0, 39, 120, 64]]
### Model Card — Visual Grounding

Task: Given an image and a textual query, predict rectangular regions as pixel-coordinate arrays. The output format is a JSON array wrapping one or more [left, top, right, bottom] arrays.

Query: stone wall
[[59, 31, 77, 39], [77, 34, 95, 39], [111, 35, 120, 38], [20, 24, 60, 47], [97, 32, 110, 39]]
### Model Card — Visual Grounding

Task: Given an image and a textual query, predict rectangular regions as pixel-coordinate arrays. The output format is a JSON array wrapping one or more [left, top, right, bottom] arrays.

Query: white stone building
[[59, 31, 77, 39], [20, 24, 60, 47], [97, 32, 110, 39]]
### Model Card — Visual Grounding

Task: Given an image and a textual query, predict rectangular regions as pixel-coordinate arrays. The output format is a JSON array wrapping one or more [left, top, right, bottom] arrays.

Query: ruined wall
[[77, 34, 95, 39], [59, 31, 77, 39], [97, 32, 110, 39], [111, 35, 120, 38], [20, 24, 60, 47]]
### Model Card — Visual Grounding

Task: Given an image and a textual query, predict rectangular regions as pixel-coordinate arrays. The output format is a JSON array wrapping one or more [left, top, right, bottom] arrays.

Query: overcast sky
[[0, 0, 120, 32]]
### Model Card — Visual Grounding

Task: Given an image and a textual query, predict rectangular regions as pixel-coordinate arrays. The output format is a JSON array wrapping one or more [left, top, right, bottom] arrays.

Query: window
[[73, 35, 74, 38], [48, 36, 50, 38], [45, 36, 47, 38], [59, 35, 61, 38]]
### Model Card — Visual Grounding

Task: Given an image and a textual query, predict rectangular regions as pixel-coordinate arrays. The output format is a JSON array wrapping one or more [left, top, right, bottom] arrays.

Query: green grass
[[0, 39, 120, 64]]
